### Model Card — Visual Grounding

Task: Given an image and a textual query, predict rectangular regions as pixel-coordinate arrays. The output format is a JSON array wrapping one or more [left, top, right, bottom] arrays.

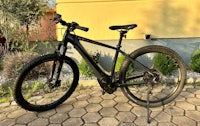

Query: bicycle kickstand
[[146, 84, 152, 124]]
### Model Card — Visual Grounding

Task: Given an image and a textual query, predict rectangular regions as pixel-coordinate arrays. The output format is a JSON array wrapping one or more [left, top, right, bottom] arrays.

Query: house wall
[[65, 37, 200, 71], [56, 0, 200, 40], [29, 9, 57, 41], [55, 0, 200, 71]]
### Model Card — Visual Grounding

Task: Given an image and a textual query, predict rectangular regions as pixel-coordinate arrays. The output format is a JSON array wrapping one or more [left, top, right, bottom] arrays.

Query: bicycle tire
[[13, 54, 79, 111], [119, 45, 186, 107]]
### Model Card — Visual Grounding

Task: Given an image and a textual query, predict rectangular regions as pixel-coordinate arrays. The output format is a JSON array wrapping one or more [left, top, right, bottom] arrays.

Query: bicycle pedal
[[102, 90, 106, 95]]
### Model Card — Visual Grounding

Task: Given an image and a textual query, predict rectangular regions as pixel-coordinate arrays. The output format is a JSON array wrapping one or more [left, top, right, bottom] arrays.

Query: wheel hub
[[143, 69, 161, 84]]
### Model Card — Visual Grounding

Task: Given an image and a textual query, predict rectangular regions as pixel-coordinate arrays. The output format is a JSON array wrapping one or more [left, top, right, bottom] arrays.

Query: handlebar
[[53, 14, 89, 32]]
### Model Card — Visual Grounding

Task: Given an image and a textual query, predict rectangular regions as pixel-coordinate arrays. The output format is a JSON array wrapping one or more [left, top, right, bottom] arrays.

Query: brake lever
[[50, 13, 62, 23]]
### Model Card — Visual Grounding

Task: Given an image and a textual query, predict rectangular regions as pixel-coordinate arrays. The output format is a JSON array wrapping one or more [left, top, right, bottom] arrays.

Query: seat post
[[117, 30, 127, 48], [110, 30, 127, 78]]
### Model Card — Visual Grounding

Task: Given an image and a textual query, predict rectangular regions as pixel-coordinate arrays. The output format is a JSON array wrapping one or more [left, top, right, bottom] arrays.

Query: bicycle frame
[[59, 29, 150, 86]]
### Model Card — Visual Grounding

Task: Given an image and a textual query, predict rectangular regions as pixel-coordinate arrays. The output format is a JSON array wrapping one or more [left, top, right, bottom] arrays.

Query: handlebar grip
[[60, 20, 68, 26], [77, 26, 89, 32]]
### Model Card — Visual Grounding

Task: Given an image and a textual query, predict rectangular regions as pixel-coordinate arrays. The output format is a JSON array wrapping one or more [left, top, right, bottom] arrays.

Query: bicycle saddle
[[109, 24, 137, 30]]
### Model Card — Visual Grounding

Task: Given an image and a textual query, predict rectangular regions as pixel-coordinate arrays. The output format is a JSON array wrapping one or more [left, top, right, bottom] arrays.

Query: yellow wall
[[56, 0, 200, 40]]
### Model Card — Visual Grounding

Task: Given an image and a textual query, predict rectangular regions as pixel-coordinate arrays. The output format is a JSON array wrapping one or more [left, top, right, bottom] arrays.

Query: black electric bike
[[13, 14, 186, 116]]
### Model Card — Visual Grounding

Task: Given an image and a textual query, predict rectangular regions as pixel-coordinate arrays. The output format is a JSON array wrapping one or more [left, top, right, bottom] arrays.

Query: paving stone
[[114, 96, 129, 102], [158, 122, 176, 126], [173, 116, 196, 126], [65, 97, 77, 104], [187, 97, 200, 106], [134, 116, 158, 126], [197, 106, 200, 111], [176, 101, 195, 110], [186, 110, 200, 121], [85, 103, 102, 112], [180, 91, 195, 98], [0, 119, 15, 126], [131, 106, 148, 116], [194, 90, 200, 95], [28, 118, 49, 126], [90, 90, 102, 97], [62, 118, 84, 126], [87, 97, 103, 103], [16, 113, 38, 124], [116, 111, 136, 122], [78, 88, 93, 94], [48, 124, 61, 126], [118, 122, 137, 126], [56, 104, 73, 113], [0, 102, 10, 108], [165, 101, 176, 106], [69, 108, 86, 117], [174, 94, 186, 101], [49, 113, 68, 123], [128, 101, 140, 107], [7, 109, 26, 119], [98, 117, 118, 126], [0, 113, 7, 121], [1, 85, 200, 126], [150, 106, 164, 112], [113, 89, 124, 96], [73, 100, 89, 108], [100, 99, 117, 107], [82, 112, 102, 123], [186, 87, 198, 94], [76, 94, 91, 101], [101, 94, 116, 100], [2, 105, 19, 113], [10, 101, 17, 106], [152, 111, 171, 123], [115, 102, 133, 111], [99, 107, 118, 117], [164, 106, 184, 116], [38, 109, 56, 118], [90, 86, 101, 91], [184, 85, 195, 90], [84, 123, 99, 126], [71, 91, 80, 98]]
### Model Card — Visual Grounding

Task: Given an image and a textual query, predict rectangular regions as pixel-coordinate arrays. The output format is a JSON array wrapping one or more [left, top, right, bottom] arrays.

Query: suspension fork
[[49, 43, 67, 86]]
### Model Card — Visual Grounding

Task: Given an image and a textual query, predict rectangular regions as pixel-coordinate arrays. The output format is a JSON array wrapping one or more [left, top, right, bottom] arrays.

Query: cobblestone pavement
[[0, 85, 200, 126]]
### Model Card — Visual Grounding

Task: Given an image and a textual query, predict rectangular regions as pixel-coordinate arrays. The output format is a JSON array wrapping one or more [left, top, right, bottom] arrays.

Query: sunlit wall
[[56, 0, 200, 40]]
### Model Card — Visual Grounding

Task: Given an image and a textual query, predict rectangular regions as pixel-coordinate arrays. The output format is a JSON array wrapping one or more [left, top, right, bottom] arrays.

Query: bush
[[2, 52, 40, 80], [153, 53, 177, 75], [115, 54, 125, 71], [78, 53, 100, 78], [0, 84, 12, 103], [190, 48, 200, 73], [78, 58, 94, 78], [0, 45, 7, 71]]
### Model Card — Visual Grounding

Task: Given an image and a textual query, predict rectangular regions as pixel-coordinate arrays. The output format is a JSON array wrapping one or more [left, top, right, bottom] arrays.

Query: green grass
[[0, 84, 13, 103]]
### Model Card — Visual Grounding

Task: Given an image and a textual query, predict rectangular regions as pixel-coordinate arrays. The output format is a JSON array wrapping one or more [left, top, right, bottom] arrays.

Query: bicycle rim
[[120, 46, 186, 107], [14, 54, 79, 111]]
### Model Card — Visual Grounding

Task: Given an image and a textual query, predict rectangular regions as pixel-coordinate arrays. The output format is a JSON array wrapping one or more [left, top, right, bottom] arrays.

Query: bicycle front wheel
[[119, 45, 186, 107], [14, 54, 79, 111]]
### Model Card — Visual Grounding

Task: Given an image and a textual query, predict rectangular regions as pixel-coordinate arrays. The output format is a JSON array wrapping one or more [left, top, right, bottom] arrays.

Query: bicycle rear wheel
[[14, 54, 79, 111], [119, 45, 186, 107]]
